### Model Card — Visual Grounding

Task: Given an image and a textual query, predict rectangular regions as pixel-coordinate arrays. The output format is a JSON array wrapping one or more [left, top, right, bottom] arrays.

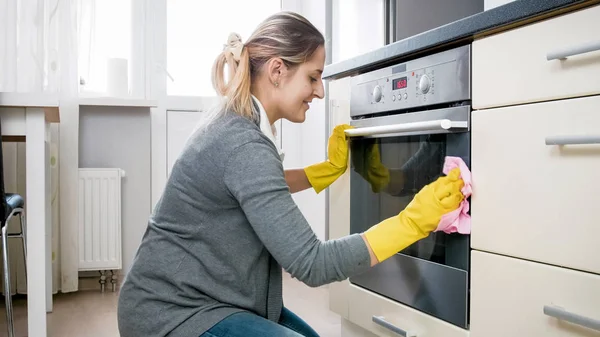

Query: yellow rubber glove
[[304, 124, 354, 194], [352, 141, 390, 193], [363, 168, 465, 262]]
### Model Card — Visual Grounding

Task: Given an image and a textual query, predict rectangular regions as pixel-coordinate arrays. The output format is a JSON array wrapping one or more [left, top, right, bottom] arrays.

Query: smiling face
[[271, 45, 326, 123]]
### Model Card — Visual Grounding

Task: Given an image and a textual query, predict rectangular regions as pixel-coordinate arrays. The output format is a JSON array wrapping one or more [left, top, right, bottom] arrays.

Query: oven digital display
[[392, 76, 407, 90]]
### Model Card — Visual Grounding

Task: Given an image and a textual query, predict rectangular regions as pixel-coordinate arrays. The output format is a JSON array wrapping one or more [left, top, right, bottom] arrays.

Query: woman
[[117, 11, 465, 337]]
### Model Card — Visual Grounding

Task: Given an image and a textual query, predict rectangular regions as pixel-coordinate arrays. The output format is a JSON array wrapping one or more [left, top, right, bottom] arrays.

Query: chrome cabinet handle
[[544, 305, 600, 332], [547, 40, 600, 60], [372, 316, 417, 337], [545, 135, 600, 145], [345, 119, 467, 137]]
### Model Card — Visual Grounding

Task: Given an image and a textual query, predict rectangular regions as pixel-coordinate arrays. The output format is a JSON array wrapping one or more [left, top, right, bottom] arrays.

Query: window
[[77, 0, 133, 96], [166, 0, 281, 97]]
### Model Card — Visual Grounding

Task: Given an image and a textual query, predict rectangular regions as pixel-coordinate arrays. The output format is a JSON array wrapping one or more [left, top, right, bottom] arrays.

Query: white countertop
[[0, 92, 60, 107], [0, 92, 158, 108]]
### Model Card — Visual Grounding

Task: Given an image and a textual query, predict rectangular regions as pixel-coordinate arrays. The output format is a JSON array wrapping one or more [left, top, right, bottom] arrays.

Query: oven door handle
[[345, 119, 468, 137]]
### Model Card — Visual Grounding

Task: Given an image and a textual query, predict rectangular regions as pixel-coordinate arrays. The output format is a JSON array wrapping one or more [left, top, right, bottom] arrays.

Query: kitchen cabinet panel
[[471, 250, 600, 337], [347, 284, 470, 337], [473, 4, 600, 109], [471, 95, 600, 274]]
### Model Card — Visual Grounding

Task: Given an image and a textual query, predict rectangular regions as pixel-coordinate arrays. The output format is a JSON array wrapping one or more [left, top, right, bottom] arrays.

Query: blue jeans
[[200, 307, 320, 337]]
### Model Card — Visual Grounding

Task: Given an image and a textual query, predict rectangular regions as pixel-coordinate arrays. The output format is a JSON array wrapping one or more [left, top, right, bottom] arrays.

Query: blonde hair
[[211, 11, 325, 119]]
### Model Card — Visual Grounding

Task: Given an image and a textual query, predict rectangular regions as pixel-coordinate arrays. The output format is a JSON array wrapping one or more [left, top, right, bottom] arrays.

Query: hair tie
[[223, 32, 244, 62]]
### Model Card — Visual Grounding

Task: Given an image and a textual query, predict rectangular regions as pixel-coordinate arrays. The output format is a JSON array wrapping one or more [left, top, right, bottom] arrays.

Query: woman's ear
[[266, 57, 287, 87]]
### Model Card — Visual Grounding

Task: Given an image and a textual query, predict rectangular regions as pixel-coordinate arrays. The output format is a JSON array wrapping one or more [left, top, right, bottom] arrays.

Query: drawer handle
[[547, 40, 600, 60], [372, 316, 417, 337], [545, 135, 600, 146], [544, 305, 600, 332]]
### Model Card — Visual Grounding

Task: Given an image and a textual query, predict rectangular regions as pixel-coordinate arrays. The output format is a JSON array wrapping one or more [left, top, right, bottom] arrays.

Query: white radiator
[[78, 168, 125, 272]]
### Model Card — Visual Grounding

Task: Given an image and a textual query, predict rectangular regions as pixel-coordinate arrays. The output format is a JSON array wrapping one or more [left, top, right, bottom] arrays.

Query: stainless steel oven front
[[346, 45, 471, 329]]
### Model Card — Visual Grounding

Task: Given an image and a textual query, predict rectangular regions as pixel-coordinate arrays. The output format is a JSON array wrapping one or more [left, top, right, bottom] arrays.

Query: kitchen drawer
[[471, 94, 600, 274], [472, 4, 600, 109], [347, 284, 469, 337], [470, 250, 600, 337]]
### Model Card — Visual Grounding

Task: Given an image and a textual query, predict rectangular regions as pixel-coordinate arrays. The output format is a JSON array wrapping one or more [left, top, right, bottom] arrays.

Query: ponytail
[[211, 33, 254, 119]]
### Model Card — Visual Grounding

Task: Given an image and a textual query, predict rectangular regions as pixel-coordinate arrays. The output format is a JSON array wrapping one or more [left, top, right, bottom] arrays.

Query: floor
[[0, 272, 342, 337]]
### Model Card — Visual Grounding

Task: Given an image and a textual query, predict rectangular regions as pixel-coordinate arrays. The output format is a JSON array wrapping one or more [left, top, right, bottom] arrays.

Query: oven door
[[347, 105, 470, 329]]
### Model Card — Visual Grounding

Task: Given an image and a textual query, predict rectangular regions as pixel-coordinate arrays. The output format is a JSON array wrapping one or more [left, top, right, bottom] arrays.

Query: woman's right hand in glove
[[362, 167, 465, 263]]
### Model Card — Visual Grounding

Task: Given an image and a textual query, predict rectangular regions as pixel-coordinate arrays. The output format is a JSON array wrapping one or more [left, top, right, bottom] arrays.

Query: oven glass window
[[349, 133, 470, 271]]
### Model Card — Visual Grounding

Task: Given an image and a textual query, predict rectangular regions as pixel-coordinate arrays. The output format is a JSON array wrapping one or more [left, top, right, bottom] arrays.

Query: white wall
[[79, 107, 152, 274]]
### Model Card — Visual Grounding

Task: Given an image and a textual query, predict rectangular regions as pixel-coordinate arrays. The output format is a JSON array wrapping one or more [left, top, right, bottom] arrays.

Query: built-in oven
[[346, 45, 471, 329]]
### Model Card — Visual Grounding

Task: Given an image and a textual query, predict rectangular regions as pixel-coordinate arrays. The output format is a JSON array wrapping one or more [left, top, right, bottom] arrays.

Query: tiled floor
[[0, 272, 342, 337]]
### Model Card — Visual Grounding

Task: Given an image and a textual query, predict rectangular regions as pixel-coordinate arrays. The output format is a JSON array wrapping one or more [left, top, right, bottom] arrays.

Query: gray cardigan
[[117, 108, 371, 337]]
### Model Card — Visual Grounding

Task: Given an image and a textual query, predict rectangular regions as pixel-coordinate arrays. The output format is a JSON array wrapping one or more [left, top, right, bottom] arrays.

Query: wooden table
[[1, 92, 60, 337]]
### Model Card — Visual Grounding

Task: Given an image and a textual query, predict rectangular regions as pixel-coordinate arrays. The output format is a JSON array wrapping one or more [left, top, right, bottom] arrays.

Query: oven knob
[[419, 75, 431, 94], [372, 85, 382, 102]]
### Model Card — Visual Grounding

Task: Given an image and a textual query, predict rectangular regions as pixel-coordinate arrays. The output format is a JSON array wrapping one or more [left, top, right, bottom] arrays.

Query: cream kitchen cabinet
[[470, 3, 600, 337], [471, 94, 600, 275], [470, 250, 600, 337], [472, 4, 600, 109]]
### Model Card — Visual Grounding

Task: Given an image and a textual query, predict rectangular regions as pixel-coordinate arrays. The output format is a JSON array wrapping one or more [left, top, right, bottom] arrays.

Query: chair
[[0, 118, 27, 337]]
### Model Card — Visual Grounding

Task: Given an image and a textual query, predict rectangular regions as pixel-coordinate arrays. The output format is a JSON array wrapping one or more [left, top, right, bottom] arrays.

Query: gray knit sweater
[[117, 108, 371, 337]]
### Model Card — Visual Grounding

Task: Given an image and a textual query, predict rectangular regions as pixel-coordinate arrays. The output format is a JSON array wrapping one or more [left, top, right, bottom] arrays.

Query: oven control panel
[[369, 69, 434, 104], [350, 45, 471, 118]]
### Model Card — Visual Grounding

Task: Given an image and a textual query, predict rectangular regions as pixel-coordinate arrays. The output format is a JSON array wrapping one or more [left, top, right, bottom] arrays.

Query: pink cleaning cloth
[[434, 156, 472, 234]]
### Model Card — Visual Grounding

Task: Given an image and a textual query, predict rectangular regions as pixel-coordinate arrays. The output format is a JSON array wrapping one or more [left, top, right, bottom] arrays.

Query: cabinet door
[[471, 95, 600, 274], [471, 250, 600, 337], [327, 77, 352, 319], [473, 5, 600, 109]]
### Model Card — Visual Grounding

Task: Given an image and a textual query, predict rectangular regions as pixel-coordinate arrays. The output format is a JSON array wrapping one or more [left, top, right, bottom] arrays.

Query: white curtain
[[0, 0, 80, 295]]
